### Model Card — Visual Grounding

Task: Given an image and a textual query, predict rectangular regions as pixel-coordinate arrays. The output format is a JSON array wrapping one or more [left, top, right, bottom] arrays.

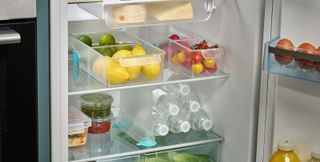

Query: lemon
[[132, 43, 146, 56], [92, 57, 107, 78], [99, 33, 116, 46], [106, 61, 130, 84], [142, 59, 161, 80], [125, 66, 141, 80], [112, 49, 132, 58]]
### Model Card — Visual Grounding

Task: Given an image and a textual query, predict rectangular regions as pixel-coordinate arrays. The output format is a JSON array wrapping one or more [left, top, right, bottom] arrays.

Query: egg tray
[[266, 38, 320, 82]]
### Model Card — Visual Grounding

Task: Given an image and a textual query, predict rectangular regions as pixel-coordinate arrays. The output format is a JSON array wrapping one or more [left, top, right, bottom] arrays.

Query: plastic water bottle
[[167, 113, 191, 133], [152, 111, 169, 136], [152, 88, 180, 116], [180, 92, 201, 112], [188, 109, 213, 131], [166, 83, 190, 97], [308, 147, 320, 162]]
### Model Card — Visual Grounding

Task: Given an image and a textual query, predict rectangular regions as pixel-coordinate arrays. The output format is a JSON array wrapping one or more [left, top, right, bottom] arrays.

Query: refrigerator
[[48, 0, 320, 161]]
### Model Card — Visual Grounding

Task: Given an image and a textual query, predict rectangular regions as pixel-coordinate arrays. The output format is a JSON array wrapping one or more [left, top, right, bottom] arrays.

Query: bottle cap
[[311, 147, 320, 159], [157, 125, 169, 136], [202, 119, 213, 131], [189, 101, 200, 112], [168, 104, 179, 116], [179, 84, 190, 96], [180, 121, 191, 133], [277, 139, 295, 151]]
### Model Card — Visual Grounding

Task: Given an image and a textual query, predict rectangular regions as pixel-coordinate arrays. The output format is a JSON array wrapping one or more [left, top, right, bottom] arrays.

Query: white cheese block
[[147, 1, 193, 21], [111, 4, 147, 23]]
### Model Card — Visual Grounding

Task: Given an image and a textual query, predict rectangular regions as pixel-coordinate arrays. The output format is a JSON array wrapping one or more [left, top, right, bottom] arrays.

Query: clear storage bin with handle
[[69, 31, 165, 87], [78, 0, 216, 29], [68, 105, 92, 147]]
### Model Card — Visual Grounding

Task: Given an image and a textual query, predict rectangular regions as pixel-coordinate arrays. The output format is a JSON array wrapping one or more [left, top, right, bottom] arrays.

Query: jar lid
[[311, 147, 320, 159], [80, 93, 113, 107], [157, 125, 169, 136], [277, 139, 295, 151]]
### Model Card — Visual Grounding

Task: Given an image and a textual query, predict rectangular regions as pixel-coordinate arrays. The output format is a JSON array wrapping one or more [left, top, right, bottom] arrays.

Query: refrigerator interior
[[50, 0, 265, 161], [258, 0, 320, 161]]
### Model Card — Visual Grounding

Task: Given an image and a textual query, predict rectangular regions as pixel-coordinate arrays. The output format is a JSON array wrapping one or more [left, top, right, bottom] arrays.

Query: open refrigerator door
[[257, 0, 320, 162]]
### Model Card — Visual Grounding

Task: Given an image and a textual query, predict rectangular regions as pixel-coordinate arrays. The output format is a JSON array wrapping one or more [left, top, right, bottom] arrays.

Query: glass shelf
[[68, 61, 229, 95], [68, 129, 223, 162]]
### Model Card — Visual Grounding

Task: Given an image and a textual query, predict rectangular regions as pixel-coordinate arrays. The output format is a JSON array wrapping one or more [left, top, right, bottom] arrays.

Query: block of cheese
[[147, 1, 193, 21], [111, 4, 147, 23]]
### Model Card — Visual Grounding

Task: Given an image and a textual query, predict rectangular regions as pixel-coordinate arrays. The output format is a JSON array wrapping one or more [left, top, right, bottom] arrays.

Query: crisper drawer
[[69, 31, 165, 87], [142, 142, 220, 162], [97, 155, 141, 162], [126, 26, 224, 78], [77, 0, 215, 28]]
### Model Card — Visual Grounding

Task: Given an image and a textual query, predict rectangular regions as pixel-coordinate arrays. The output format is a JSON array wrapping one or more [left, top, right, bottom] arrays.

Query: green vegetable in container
[[80, 93, 113, 119]]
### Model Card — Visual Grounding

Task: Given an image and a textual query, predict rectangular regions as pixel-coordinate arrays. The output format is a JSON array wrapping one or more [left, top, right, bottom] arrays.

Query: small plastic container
[[69, 31, 165, 87], [168, 39, 223, 77], [80, 93, 113, 119], [89, 114, 113, 134], [68, 105, 92, 147]]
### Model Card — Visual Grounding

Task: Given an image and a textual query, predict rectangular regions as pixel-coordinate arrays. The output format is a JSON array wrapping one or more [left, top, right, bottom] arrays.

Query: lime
[[95, 47, 115, 57], [79, 35, 92, 47], [99, 33, 116, 46], [115, 42, 133, 51]]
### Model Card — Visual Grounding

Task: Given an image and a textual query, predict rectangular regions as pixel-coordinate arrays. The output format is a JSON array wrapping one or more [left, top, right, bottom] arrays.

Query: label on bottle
[[162, 68, 175, 81], [152, 89, 167, 103]]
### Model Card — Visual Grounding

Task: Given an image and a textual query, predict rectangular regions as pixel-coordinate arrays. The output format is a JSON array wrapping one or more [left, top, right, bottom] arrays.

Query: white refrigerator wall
[[271, 0, 320, 161], [183, 0, 265, 161]]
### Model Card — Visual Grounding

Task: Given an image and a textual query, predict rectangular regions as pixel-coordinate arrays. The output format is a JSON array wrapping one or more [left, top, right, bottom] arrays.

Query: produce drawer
[[78, 0, 215, 28], [142, 142, 220, 162], [69, 31, 165, 87], [266, 38, 320, 82], [126, 26, 224, 78]]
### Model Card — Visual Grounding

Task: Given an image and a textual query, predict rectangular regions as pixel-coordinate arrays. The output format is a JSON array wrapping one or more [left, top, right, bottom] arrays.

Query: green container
[[80, 93, 113, 119]]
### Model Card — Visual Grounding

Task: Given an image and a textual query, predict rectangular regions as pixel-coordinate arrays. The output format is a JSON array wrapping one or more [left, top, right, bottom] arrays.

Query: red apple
[[169, 34, 180, 40], [183, 57, 192, 68], [206, 63, 218, 73]]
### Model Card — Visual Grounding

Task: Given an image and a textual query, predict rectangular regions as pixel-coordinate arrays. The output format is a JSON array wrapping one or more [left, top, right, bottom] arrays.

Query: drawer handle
[[0, 27, 21, 45]]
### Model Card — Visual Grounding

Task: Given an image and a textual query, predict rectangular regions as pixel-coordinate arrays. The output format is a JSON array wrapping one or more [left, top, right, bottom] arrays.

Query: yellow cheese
[[147, 1, 193, 21], [111, 5, 147, 24]]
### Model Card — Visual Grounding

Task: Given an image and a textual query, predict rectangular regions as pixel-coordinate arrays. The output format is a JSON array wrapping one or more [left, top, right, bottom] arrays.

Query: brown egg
[[275, 38, 294, 65], [295, 43, 317, 70], [315, 47, 320, 72]]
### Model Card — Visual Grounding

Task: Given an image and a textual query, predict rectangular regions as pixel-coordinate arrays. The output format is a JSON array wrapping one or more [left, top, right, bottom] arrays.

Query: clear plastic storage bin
[[69, 31, 165, 87], [266, 38, 320, 82], [68, 105, 92, 147], [78, 0, 216, 28]]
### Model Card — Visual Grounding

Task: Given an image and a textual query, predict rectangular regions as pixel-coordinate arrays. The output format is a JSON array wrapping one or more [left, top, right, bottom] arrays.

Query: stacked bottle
[[308, 147, 320, 162], [269, 139, 301, 162], [152, 83, 213, 135]]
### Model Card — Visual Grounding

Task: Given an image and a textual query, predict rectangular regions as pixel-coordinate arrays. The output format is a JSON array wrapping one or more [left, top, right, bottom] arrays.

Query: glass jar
[[80, 93, 113, 119]]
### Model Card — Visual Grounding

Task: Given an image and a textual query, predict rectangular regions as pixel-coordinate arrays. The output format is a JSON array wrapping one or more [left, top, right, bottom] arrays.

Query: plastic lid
[[311, 147, 320, 159], [202, 119, 213, 131], [179, 84, 190, 96], [80, 93, 113, 107], [168, 104, 179, 116], [180, 121, 191, 133], [189, 101, 200, 112], [157, 125, 169, 136], [277, 139, 295, 151]]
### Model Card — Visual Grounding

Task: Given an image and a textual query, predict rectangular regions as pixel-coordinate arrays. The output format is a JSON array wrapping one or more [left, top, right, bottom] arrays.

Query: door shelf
[[68, 128, 223, 162], [266, 38, 320, 82], [77, 0, 215, 28]]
